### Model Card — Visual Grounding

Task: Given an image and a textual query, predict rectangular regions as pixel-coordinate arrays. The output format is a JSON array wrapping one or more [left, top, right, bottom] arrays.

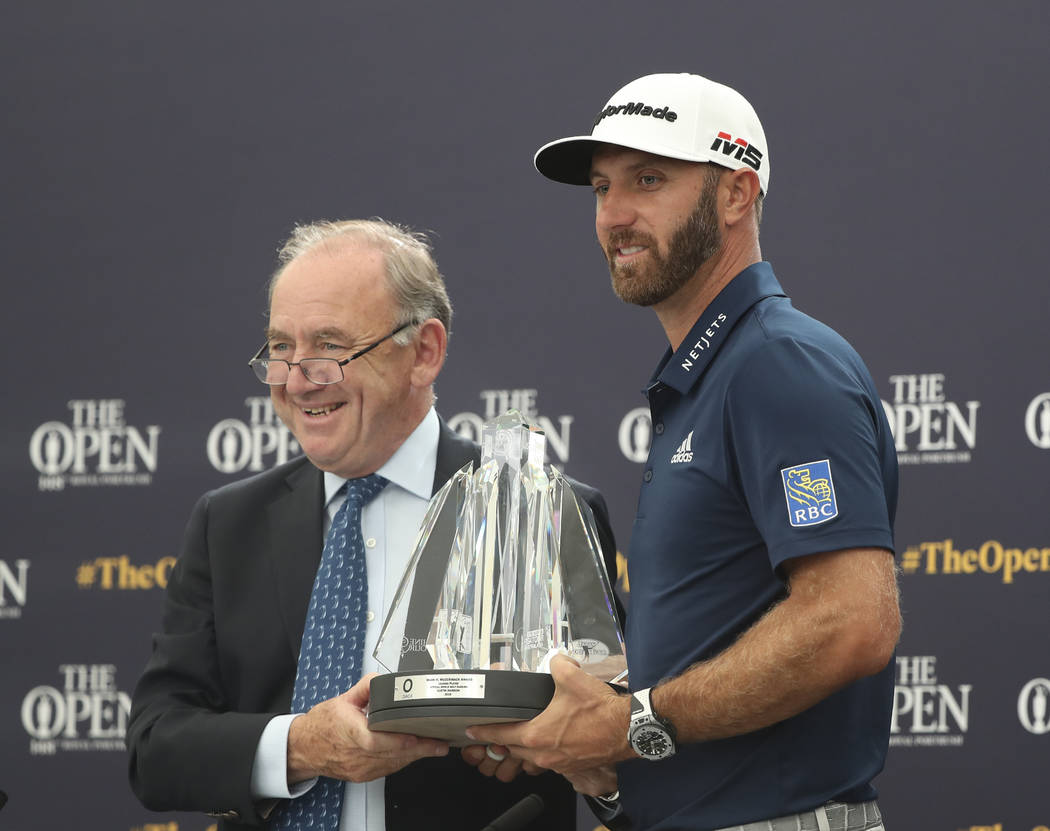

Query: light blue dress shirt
[[250, 408, 440, 831]]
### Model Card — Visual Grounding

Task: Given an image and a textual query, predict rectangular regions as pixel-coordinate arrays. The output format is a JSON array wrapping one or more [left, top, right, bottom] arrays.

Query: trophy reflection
[[367, 410, 625, 744]]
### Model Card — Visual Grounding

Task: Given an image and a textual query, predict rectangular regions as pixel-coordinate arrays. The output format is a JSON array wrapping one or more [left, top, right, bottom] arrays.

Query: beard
[[605, 175, 723, 307]]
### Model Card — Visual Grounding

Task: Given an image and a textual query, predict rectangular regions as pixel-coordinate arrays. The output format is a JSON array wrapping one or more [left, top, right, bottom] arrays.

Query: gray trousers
[[712, 800, 884, 831]]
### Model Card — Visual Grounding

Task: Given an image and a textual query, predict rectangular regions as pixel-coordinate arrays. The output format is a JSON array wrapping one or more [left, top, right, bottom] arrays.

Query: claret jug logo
[[208, 396, 301, 473], [618, 408, 652, 463], [709, 131, 764, 172], [881, 373, 979, 464], [30, 399, 161, 491], [449, 389, 574, 465], [1018, 677, 1050, 735], [22, 664, 131, 754], [781, 460, 838, 527], [890, 655, 971, 746], [0, 558, 30, 619], [1025, 392, 1050, 449]]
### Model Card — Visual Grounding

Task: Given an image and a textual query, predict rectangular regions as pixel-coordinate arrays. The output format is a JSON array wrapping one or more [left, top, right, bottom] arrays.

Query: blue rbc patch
[[780, 459, 838, 527]]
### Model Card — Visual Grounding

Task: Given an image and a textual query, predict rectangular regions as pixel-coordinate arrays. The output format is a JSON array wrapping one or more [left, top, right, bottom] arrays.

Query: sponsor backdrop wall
[[3, 3, 1047, 830]]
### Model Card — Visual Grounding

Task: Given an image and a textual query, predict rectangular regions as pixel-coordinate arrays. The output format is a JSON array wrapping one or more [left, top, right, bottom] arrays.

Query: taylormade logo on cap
[[534, 72, 770, 194], [593, 101, 678, 127]]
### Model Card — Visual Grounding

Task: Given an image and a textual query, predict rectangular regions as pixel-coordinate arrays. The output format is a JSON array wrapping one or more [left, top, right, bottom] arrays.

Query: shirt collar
[[322, 407, 440, 506], [648, 261, 787, 395]]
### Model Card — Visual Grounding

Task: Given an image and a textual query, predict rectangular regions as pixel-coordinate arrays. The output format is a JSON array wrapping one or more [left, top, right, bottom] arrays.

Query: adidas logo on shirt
[[670, 431, 694, 464]]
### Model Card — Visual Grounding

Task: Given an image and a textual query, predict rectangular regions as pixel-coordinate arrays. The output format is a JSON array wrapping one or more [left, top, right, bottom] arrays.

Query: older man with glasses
[[127, 218, 618, 831]]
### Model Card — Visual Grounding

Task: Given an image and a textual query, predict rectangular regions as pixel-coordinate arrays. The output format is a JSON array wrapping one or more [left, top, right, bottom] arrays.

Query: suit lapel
[[266, 459, 325, 663], [432, 418, 480, 495]]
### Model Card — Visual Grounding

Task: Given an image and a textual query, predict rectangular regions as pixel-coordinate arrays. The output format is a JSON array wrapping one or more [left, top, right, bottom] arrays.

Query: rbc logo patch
[[781, 459, 838, 527]]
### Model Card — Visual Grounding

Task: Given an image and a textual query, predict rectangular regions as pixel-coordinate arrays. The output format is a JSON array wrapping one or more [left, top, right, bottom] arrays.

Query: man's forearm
[[651, 548, 900, 743]]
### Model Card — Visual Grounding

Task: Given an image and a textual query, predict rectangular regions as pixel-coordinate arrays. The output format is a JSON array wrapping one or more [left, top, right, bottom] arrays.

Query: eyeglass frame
[[248, 320, 419, 386]]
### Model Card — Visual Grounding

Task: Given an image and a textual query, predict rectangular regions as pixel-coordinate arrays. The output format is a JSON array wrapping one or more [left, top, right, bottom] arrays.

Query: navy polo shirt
[[618, 262, 898, 830]]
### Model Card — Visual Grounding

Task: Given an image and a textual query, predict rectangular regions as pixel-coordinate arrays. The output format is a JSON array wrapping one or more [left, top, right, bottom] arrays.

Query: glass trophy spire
[[373, 410, 625, 682]]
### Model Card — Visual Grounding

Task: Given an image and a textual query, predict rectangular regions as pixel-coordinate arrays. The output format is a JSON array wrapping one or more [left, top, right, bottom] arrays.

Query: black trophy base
[[368, 669, 554, 746]]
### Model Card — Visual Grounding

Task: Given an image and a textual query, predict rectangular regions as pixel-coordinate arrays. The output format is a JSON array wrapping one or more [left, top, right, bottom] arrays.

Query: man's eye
[[269, 343, 290, 354], [593, 183, 609, 196], [321, 342, 346, 352], [640, 174, 660, 186]]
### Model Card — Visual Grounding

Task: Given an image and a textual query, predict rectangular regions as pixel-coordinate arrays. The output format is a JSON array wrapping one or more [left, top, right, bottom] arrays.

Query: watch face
[[632, 725, 674, 759]]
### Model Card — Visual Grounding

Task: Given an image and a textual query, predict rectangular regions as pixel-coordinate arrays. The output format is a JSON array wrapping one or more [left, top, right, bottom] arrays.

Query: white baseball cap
[[534, 72, 770, 194]]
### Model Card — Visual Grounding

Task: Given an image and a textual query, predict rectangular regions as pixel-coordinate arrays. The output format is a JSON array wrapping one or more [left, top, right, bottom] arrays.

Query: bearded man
[[468, 73, 900, 831]]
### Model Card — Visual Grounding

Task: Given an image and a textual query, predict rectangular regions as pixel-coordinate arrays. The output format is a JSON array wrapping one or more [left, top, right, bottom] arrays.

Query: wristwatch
[[628, 687, 677, 760]]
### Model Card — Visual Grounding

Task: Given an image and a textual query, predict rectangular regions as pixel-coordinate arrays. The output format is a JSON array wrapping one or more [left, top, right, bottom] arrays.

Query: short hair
[[270, 218, 453, 345]]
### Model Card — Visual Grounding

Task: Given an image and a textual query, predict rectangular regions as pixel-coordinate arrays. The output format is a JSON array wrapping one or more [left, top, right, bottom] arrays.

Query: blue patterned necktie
[[274, 473, 388, 831]]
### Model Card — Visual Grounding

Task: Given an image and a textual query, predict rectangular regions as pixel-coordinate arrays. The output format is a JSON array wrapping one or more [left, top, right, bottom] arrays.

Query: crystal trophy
[[367, 410, 625, 745]]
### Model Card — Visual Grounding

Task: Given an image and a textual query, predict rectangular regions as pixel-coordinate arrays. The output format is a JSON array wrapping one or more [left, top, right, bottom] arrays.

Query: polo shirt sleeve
[[724, 335, 895, 570]]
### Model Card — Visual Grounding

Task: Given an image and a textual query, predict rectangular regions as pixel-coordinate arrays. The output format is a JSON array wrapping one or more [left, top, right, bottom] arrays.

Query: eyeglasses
[[248, 321, 417, 386]]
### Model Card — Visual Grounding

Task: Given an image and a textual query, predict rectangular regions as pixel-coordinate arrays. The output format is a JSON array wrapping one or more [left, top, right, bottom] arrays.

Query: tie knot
[[344, 473, 388, 506]]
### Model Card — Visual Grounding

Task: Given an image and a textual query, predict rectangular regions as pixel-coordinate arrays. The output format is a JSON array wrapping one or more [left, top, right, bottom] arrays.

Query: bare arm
[[468, 547, 900, 775], [653, 547, 900, 741]]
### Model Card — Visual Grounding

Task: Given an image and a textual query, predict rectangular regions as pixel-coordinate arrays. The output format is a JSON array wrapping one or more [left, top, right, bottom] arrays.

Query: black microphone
[[480, 794, 544, 831]]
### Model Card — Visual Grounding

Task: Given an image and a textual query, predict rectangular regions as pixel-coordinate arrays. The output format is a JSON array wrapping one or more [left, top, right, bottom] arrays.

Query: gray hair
[[269, 218, 453, 345]]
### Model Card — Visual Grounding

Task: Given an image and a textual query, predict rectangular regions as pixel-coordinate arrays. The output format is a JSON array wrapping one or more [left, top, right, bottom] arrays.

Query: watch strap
[[630, 686, 657, 720]]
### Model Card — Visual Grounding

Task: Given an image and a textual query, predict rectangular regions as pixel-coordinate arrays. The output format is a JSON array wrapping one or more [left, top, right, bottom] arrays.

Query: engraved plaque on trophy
[[367, 410, 625, 745]]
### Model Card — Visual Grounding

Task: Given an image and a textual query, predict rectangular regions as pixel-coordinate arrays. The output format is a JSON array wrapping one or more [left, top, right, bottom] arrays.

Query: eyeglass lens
[[253, 359, 344, 385]]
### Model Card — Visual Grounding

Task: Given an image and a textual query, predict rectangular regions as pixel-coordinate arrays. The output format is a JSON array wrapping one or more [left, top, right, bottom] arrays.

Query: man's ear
[[410, 318, 447, 388], [722, 167, 762, 227]]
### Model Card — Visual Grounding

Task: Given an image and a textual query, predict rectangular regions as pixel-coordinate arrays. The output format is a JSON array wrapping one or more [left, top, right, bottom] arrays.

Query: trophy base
[[368, 669, 554, 746]]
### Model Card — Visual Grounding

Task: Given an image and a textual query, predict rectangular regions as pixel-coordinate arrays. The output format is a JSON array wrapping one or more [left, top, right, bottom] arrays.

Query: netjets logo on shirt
[[670, 431, 694, 464]]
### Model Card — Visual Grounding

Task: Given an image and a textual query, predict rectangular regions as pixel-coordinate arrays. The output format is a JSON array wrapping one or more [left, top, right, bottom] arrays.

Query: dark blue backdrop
[[3, 3, 1048, 830]]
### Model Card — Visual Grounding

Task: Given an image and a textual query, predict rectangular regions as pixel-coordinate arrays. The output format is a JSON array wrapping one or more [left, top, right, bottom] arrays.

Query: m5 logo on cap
[[710, 131, 764, 173]]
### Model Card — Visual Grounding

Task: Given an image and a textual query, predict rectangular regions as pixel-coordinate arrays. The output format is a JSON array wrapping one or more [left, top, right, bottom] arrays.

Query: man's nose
[[596, 188, 637, 233], [283, 359, 326, 393]]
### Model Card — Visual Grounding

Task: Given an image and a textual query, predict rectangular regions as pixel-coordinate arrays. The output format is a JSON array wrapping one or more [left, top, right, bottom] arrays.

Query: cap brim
[[535, 132, 768, 193], [534, 136, 603, 186], [534, 134, 729, 188]]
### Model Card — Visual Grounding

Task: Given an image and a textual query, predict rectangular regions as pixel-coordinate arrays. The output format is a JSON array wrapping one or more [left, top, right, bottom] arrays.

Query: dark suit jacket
[[127, 420, 620, 830]]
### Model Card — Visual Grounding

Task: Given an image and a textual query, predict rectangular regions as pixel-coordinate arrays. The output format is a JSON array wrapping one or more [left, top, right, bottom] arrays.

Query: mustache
[[606, 230, 657, 250], [604, 231, 659, 266]]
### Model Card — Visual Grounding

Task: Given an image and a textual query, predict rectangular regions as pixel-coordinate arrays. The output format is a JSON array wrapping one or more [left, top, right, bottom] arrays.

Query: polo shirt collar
[[648, 261, 786, 395]]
